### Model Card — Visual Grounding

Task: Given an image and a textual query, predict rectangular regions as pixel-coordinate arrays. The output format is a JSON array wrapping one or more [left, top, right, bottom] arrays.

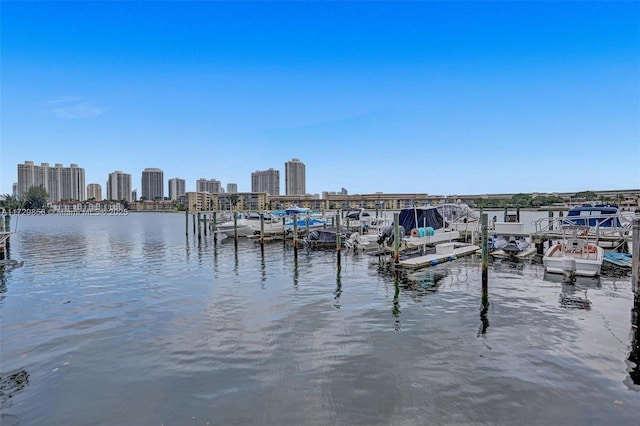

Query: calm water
[[1, 213, 639, 425]]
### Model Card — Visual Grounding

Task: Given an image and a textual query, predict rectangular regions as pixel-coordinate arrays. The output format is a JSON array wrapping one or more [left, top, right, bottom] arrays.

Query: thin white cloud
[[45, 97, 107, 119]]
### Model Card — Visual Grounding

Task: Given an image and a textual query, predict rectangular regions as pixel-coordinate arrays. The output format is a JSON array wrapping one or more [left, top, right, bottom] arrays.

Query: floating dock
[[396, 242, 480, 269]]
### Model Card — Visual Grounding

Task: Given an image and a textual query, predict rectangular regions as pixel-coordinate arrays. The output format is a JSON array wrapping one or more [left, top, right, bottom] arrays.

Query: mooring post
[[293, 214, 298, 252], [192, 213, 196, 234], [212, 212, 217, 242], [632, 217, 640, 295], [336, 211, 342, 268], [197, 212, 201, 240], [233, 211, 238, 241], [503, 207, 508, 222], [203, 214, 207, 236], [516, 207, 520, 222], [393, 212, 400, 264], [282, 217, 286, 243], [306, 216, 310, 236], [481, 213, 489, 291], [185, 210, 189, 235], [260, 213, 265, 246], [4, 215, 10, 233], [548, 210, 554, 231]]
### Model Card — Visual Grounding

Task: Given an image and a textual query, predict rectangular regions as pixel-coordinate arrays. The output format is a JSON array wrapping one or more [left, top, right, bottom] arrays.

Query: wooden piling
[[548, 210, 554, 231], [481, 213, 489, 290], [260, 214, 265, 246], [185, 210, 189, 235], [393, 212, 400, 264], [192, 214, 196, 234], [197, 212, 201, 240], [203, 214, 207, 236], [632, 217, 640, 295], [233, 211, 238, 241], [336, 211, 342, 268], [212, 212, 217, 242], [293, 214, 298, 252]]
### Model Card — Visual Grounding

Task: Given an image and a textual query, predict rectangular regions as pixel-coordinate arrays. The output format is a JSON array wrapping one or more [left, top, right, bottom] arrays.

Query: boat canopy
[[563, 204, 622, 227], [398, 206, 445, 233]]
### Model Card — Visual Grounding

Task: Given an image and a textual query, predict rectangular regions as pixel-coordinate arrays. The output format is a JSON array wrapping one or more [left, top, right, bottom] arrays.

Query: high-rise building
[[285, 158, 306, 196], [17, 161, 85, 201], [227, 183, 237, 194], [168, 178, 186, 201], [251, 168, 280, 195], [141, 168, 164, 200], [196, 178, 222, 194], [87, 183, 102, 201], [106, 171, 132, 201]]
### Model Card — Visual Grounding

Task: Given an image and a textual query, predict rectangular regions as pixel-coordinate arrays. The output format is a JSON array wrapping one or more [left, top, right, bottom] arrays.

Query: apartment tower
[[17, 161, 85, 201], [141, 168, 164, 200], [251, 168, 280, 195], [168, 178, 186, 201], [285, 158, 305, 196], [106, 171, 132, 202]]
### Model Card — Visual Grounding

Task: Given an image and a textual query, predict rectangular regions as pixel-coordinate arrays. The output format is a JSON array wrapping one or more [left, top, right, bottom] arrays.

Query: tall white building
[[196, 178, 222, 194], [87, 183, 102, 201], [168, 178, 186, 201], [17, 161, 85, 201], [106, 171, 132, 201], [285, 158, 306, 196], [141, 168, 164, 200], [251, 168, 280, 195]]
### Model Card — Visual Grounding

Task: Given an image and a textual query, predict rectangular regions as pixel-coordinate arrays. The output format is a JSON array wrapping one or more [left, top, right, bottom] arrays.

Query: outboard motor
[[377, 225, 405, 245]]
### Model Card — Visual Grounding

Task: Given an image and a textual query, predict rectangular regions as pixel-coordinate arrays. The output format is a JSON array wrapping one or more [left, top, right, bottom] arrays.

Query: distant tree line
[[473, 191, 627, 209]]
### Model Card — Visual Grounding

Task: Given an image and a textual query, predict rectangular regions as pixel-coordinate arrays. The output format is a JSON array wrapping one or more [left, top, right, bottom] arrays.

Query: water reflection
[[627, 295, 640, 388], [334, 270, 342, 310]]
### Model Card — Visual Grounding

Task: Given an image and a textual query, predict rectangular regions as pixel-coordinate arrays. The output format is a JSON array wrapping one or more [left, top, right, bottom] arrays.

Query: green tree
[[0, 194, 23, 210], [510, 193, 532, 207], [22, 186, 49, 209], [574, 191, 597, 201]]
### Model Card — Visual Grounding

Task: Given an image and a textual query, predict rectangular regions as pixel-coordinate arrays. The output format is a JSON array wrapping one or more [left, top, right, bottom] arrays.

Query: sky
[[1, 1, 639, 197]]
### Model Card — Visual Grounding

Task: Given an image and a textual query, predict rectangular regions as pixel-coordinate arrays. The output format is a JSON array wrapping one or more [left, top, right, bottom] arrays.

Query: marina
[[0, 212, 639, 425]]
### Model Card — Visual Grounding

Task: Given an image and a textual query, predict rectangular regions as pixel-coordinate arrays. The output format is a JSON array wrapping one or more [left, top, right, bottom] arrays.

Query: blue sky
[[2, 1, 639, 197]]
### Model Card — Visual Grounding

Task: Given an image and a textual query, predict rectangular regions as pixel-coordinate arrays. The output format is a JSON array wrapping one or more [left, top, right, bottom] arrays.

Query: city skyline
[[2, 2, 638, 196]]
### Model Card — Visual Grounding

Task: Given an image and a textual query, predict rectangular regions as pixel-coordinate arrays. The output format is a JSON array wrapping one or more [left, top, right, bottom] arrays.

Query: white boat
[[542, 227, 604, 278], [215, 212, 283, 237]]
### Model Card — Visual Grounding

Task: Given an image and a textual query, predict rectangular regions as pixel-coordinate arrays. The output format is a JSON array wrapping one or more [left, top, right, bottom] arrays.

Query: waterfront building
[[17, 161, 85, 201], [141, 168, 164, 200], [227, 183, 238, 194], [196, 178, 222, 194], [285, 158, 305, 196], [186, 191, 218, 212], [87, 183, 102, 201], [168, 178, 186, 201], [106, 171, 132, 202], [251, 168, 280, 195]]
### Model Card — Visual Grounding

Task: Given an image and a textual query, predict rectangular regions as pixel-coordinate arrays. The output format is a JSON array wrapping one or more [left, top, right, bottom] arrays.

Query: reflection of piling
[[393, 213, 400, 264], [628, 294, 640, 387], [481, 213, 489, 290], [633, 218, 640, 294]]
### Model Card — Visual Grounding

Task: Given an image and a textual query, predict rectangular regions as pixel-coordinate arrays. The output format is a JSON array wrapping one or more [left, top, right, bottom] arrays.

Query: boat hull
[[542, 243, 604, 277]]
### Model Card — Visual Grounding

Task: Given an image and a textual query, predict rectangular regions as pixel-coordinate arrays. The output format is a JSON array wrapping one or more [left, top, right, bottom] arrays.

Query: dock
[[396, 242, 480, 269]]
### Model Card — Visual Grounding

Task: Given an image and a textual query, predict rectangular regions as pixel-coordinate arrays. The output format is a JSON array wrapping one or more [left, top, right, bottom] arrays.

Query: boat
[[489, 222, 536, 258], [215, 211, 283, 237], [397, 204, 464, 248], [603, 252, 632, 268], [560, 204, 633, 249], [542, 226, 604, 278]]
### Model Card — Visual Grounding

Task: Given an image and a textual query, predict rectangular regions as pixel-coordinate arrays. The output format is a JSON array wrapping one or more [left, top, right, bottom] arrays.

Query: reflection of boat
[[542, 227, 604, 278]]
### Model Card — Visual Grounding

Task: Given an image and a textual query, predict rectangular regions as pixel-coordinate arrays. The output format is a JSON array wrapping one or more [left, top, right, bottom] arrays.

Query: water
[[1, 213, 639, 425]]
